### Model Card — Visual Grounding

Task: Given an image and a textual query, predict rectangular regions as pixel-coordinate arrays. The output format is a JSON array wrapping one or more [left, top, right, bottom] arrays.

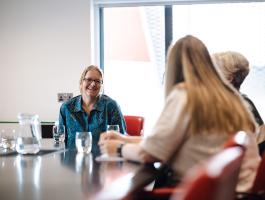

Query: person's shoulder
[[61, 95, 81, 109], [241, 93, 251, 101], [100, 94, 120, 109], [64, 95, 80, 105], [176, 82, 186, 89], [165, 83, 187, 105], [241, 93, 254, 105], [170, 83, 187, 96], [100, 94, 116, 103]]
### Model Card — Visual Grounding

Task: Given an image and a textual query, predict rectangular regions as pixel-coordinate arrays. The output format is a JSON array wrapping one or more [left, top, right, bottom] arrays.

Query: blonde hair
[[79, 65, 104, 95], [212, 51, 249, 90], [165, 35, 255, 135], [79, 65, 103, 85]]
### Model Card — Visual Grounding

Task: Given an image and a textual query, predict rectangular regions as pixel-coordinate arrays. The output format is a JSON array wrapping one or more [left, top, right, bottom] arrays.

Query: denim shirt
[[59, 94, 126, 155]]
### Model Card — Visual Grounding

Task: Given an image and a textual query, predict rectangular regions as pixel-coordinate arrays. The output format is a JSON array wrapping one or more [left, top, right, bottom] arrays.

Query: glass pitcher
[[16, 113, 42, 154]]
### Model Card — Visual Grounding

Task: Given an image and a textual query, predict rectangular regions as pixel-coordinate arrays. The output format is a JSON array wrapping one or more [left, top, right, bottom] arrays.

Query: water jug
[[16, 113, 42, 154]]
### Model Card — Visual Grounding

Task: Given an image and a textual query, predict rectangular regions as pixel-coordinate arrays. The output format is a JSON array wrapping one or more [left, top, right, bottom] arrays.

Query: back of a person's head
[[212, 51, 249, 90], [165, 35, 255, 135], [165, 35, 223, 95]]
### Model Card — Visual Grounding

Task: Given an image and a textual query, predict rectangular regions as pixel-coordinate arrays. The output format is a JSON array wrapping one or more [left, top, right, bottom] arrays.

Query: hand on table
[[99, 131, 125, 141], [98, 139, 124, 156]]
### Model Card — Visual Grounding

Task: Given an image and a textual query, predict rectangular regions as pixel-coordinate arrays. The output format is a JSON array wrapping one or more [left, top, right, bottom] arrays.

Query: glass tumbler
[[75, 132, 92, 154], [53, 124, 65, 143], [0, 129, 16, 150], [107, 125, 120, 132]]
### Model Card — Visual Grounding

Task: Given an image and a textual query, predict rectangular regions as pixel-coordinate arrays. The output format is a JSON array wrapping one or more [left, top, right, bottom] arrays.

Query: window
[[172, 2, 265, 120], [103, 6, 165, 132], [96, 1, 265, 134]]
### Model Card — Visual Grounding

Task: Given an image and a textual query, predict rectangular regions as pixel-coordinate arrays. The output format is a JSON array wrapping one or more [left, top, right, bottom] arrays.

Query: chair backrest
[[223, 131, 249, 150], [124, 115, 144, 136], [223, 131, 265, 197], [171, 146, 245, 200], [251, 152, 265, 194]]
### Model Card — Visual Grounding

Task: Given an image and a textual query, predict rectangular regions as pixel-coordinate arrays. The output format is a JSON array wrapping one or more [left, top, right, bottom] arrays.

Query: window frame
[[92, 0, 265, 68]]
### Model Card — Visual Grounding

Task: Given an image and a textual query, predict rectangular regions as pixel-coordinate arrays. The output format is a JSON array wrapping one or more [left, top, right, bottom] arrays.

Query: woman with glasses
[[59, 65, 126, 154], [99, 35, 260, 192]]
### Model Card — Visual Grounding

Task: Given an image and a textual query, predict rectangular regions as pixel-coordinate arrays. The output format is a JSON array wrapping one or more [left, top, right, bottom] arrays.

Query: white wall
[[0, 0, 92, 122]]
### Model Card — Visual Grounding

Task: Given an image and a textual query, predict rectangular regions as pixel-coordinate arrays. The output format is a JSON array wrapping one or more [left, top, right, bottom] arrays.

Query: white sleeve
[[140, 87, 188, 162]]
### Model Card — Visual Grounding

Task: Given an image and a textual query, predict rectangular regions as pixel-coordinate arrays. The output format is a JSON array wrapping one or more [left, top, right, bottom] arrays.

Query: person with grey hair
[[212, 51, 265, 155], [212, 51, 263, 126], [59, 65, 126, 154]]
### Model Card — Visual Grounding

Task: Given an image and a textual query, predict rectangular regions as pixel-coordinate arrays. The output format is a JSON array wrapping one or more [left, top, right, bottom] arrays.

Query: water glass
[[75, 132, 92, 154], [107, 125, 120, 132], [0, 129, 16, 150], [106, 125, 120, 140], [98, 125, 120, 157], [53, 125, 65, 143]]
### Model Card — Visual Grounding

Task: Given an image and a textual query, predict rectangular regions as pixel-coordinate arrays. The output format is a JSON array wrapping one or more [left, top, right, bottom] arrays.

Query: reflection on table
[[0, 139, 140, 200]]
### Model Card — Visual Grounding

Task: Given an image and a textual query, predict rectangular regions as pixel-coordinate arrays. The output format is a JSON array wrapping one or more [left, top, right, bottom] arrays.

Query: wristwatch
[[117, 143, 124, 157]]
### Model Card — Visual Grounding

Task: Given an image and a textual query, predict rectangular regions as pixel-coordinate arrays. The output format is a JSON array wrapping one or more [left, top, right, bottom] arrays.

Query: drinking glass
[[107, 125, 120, 133], [105, 124, 120, 142], [75, 132, 92, 154], [53, 124, 65, 143], [0, 129, 16, 150], [96, 124, 120, 159]]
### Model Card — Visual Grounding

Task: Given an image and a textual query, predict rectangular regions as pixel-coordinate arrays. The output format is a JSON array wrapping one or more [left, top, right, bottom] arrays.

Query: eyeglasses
[[83, 78, 103, 86]]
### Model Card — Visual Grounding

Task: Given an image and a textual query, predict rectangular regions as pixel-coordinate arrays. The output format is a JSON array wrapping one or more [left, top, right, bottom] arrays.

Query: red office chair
[[133, 146, 245, 200], [246, 152, 265, 200], [124, 115, 144, 136], [223, 131, 249, 150], [170, 146, 245, 200], [134, 131, 248, 200], [222, 131, 265, 200]]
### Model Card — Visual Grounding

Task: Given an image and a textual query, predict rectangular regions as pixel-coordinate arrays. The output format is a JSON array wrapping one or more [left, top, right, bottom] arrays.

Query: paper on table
[[95, 154, 124, 162]]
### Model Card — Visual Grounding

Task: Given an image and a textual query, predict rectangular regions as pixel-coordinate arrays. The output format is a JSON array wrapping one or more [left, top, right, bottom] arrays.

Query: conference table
[[0, 139, 153, 200]]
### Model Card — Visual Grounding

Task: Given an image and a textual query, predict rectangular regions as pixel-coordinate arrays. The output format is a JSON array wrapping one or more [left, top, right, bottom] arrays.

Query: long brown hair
[[165, 35, 256, 135]]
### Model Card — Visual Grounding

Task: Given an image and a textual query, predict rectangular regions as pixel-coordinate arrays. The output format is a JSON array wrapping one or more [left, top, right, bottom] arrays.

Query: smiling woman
[[58, 65, 126, 155], [79, 65, 104, 105]]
